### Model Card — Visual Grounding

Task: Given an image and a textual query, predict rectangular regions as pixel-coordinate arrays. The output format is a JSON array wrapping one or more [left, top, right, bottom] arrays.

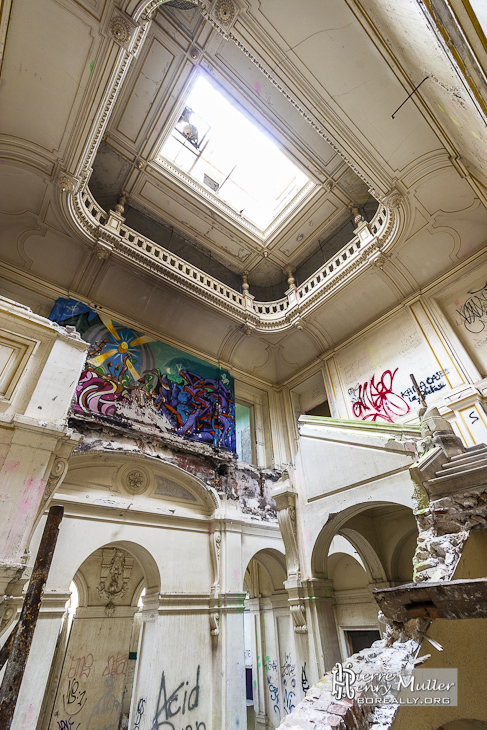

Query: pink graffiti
[[102, 652, 128, 677], [350, 368, 410, 423], [74, 368, 122, 417], [67, 653, 94, 680]]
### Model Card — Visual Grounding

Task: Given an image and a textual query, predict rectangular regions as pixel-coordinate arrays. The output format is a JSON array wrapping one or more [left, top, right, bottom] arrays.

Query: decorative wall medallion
[[118, 464, 151, 495], [212, 0, 237, 28], [189, 46, 200, 61], [125, 469, 148, 494], [108, 13, 136, 47]]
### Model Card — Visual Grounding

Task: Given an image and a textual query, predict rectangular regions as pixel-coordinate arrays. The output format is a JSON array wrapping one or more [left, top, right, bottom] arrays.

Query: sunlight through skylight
[[157, 73, 311, 231]]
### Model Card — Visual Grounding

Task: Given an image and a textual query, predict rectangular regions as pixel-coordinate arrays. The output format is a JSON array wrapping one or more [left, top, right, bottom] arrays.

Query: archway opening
[[40, 542, 153, 730]]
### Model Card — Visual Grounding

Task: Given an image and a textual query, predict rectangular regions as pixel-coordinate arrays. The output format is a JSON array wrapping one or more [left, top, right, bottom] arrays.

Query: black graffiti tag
[[133, 698, 146, 730], [62, 679, 87, 716], [151, 665, 205, 730], [456, 283, 487, 333]]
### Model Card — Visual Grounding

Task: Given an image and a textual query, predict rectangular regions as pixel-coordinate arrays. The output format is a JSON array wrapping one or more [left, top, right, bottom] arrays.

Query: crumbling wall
[[71, 418, 280, 519], [277, 424, 487, 730]]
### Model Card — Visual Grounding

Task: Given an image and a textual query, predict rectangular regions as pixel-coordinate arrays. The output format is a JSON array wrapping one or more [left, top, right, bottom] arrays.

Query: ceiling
[[1, 0, 487, 386], [89, 2, 375, 295]]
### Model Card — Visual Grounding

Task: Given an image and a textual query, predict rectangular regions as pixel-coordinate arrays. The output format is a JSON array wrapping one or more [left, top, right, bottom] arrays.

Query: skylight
[[157, 73, 312, 232]]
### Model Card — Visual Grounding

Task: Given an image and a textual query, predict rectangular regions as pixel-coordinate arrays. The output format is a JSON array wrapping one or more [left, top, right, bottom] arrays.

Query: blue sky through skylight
[[158, 73, 311, 231]]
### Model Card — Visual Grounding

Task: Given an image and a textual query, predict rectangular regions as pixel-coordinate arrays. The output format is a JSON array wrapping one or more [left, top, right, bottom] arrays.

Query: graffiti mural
[[50, 299, 235, 451]]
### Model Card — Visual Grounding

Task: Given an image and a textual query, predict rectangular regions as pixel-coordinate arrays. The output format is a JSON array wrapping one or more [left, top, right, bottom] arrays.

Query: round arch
[[339, 527, 388, 583], [65, 449, 221, 515], [311, 500, 414, 578], [70, 539, 162, 599], [244, 548, 287, 596], [390, 527, 418, 583]]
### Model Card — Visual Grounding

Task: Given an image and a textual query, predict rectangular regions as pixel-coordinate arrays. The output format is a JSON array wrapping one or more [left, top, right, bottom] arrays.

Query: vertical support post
[[0, 505, 64, 728]]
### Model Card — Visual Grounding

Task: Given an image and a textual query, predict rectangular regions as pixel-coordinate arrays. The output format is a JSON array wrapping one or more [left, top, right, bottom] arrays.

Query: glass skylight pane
[[158, 73, 311, 232]]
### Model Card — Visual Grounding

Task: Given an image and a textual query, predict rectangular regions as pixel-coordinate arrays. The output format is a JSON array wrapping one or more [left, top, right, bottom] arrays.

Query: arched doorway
[[40, 542, 152, 730], [312, 502, 417, 661]]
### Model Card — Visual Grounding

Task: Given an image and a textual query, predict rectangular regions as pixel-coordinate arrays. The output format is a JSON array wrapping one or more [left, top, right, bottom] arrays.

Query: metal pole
[[410, 373, 427, 408], [0, 505, 64, 729], [0, 622, 19, 672]]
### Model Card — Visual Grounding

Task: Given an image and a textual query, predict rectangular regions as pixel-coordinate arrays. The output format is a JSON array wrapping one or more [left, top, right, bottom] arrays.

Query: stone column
[[301, 578, 341, 678]]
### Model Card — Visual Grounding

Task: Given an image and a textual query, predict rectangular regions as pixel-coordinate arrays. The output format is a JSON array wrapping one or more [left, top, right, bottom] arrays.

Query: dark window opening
[[346, 629, 381, 654]]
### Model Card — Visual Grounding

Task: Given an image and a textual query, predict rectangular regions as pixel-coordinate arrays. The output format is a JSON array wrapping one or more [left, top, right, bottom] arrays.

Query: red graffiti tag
[[67, 654, 94, 680], [102, 652, 128, 676], [350, 368, 410, 423]]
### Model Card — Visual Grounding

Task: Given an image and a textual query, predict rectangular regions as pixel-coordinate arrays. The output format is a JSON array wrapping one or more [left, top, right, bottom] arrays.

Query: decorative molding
[[44, 457, 69, 501], [209, 611, 220, 635], [209, 527, 221, 594], [108, 11, 138, 49], [274, 471, 300, 581], [97, 548, 133, 616]]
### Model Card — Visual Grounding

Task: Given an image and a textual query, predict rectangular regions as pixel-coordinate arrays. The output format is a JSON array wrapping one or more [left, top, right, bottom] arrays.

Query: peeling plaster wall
[[72, 420, 281, 520]]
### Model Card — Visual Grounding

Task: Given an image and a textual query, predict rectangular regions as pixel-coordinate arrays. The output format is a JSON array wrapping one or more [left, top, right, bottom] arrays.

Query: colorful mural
[[50, 299, 235, 451]]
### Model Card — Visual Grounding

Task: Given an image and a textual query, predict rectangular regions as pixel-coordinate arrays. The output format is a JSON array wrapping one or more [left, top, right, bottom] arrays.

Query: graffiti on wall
[[456, 282, 487, 333], [264, 657, 280, 720], [280, 653, 296, 715], [348, 369, 411, 422], [50, 299, 235, 451], [151, 665, 205, 730], [400, 370, 447, 404], [348, 367, 448, 422]]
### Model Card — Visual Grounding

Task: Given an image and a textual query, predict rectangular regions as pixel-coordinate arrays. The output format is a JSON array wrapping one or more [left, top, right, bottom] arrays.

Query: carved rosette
[[57, 172, 80, 194], [108, 13, 137, 48], [117, 464, 151, 496]]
